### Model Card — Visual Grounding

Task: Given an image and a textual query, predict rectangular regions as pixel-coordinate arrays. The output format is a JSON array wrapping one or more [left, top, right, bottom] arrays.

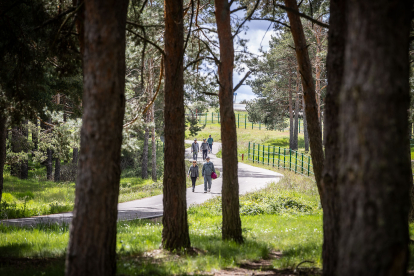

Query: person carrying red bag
[[202, 156, 216, 193]]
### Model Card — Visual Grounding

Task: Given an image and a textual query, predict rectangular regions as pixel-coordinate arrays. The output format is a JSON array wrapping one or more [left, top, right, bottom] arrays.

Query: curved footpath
[[1, 141, 283, 227]]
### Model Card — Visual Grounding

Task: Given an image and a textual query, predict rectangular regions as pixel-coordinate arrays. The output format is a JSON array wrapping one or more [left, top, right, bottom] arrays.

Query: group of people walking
[[188, 135, 216, 193], [190, 135, 213, 161]]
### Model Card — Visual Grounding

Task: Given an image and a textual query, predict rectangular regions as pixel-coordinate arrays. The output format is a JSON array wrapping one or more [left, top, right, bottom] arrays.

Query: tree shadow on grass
[[0, 257, 65, 276], [117, 234, 273, 276], [0, 243, 34, 258]]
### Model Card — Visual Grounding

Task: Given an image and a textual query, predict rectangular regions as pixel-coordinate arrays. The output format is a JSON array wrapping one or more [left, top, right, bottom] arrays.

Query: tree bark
[[54, 158, 60, 182], [32, 120, 38, 157], [214, 0, 243, 243], [10, 127, 20, 177], [142, 117, 149, 179], [72, 148, 78, 164], [293, 71, 299, 150], [283, 0, 324, 200], [20, 121, 28, 180], [289, 77, 293, 149], [337, 1, 412, 275], [302, 96, 309, 152], [162, 0, 191, 250], [321, 0, 346, 275], [0, 112, 6, 202], [65, 0, 129, 275], [151, 91, 157, 182]]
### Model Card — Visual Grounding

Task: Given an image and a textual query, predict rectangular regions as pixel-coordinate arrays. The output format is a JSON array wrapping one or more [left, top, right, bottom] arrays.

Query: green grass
[[2, 171, 414, 275], [1, 174, 163, 219], [0, 173, 323, 275], [1, 159, 218, 219]]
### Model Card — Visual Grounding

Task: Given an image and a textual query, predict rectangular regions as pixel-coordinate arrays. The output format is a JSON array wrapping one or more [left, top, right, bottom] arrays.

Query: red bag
[[211, 171, 217, 179]]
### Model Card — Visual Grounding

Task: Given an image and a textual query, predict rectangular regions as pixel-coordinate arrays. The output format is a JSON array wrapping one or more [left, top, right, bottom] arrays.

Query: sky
[[233, 19, 276, 103]]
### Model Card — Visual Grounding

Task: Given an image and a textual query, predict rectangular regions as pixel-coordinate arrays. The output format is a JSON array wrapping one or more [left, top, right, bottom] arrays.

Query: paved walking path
[[1, 141, 283, 227]]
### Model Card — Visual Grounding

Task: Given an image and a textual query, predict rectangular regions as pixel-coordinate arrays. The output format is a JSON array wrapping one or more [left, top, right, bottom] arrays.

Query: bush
[[189, 182, 318, 217]]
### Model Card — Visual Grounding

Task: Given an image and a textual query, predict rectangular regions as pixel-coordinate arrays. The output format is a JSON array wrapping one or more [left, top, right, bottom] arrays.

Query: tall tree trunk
[[151, 92, 157, 182], [10, 127, 20, 177], [65, 0, 129, 275], [302, 96, 309, 152], [55, 158, 60, 182], [0, 112, 7, 202], [162, 0, 191, 250], [337, 1, 412, 275], [283, 0, 324, 200], [289, 77, 293, 149], [20, 121, 28, 180], [214, 0, 243, 243], [72, 148, 78, 164], [293, 71, 299, 150], [142, 124, 149, 179], [321, 0, 346, 275], [32, 120, 38, 157]]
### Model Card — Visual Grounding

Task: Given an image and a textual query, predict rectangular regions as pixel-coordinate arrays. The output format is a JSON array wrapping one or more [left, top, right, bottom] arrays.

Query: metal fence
[[187, 112, 306, 132], [247, 142, 314, 177]]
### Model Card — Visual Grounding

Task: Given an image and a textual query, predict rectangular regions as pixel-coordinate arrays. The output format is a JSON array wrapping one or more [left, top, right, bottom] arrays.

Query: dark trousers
[[203, 149, 208, 160], [191, 177, 197, 189], [209, 144, 212, 152]]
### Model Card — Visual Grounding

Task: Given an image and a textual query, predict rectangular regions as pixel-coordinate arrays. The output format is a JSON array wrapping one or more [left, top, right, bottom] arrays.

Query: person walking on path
[[202, 156, 215, 193], [187, 160, 199, 192], [207, 135, 214, 153], [201, 138, 209, 160], [191, 138, 199, 161]]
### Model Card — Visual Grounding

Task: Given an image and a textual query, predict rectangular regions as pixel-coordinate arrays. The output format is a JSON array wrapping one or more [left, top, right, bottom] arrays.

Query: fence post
[[308, 156, 310, 176], [253, 143, 255, 163], [301, 153, 304, 174], [278, 147, 280, 168], [257, 143, 260, 163], [289, 149, 292, 171], [283, 148, 286, 169], [272, 146, 275, 167], [248, 141, 250, 160], [262, 144, 265, 164], [295, 151, 298, 174], [238, 114, 240, 128], [267, 145, 270, 165]]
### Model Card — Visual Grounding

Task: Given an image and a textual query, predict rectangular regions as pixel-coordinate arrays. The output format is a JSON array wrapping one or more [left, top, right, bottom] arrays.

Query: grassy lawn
[[1, 169, 414, 275], [1, 159, 214, 219], [0, 172, 324, 275]]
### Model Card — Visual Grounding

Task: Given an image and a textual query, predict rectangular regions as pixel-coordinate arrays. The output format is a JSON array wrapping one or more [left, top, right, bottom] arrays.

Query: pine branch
[[276, 4, 329, 29]]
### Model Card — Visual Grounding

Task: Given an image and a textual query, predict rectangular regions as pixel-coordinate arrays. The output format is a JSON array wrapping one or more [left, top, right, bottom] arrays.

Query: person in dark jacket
[[191, 139, 199, 161], [202, 156, 215, 193], [201, 139, 209, 160], [207, 135, 214, 153], [187, 160, 199, 192]]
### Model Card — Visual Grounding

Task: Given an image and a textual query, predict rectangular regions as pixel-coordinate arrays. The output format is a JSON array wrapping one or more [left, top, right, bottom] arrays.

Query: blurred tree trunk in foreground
[[337, 1, 412, 275], [321, 0, 346, 275], [65, 0, 129, 275]]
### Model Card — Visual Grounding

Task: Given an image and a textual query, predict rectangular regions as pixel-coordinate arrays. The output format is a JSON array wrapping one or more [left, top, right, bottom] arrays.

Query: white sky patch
[[233, 21, 275, 102]]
